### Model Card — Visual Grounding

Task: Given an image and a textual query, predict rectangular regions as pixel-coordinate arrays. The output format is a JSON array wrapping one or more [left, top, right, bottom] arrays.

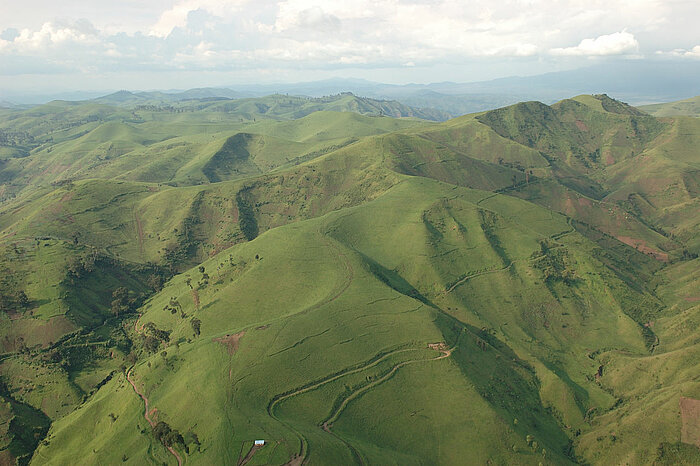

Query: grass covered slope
[[34, 174, 681, 465], [640, 95, 700, 117], [0, 93, 697, 464]]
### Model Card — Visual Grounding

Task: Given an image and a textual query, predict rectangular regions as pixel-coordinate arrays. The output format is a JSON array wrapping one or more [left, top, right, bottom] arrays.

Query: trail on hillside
[[319, 344, 454, 465], [444, 261, 515, 295], [268, 341, 455, 465], [133, 208, 145, 256], [250, 230, 356, 462], [322, 345, 453, 429], [126, 366, 183, 465], [237, 443, 263, 466], [266, 346, 420, 463]]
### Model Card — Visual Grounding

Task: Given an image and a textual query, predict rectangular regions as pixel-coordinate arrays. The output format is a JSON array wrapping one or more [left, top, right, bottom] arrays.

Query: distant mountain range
[[3, 60, 700, 115]]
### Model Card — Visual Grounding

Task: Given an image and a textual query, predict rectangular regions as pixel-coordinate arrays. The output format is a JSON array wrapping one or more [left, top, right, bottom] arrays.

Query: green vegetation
[[640, 95, 700, 117], [0, 92, 696, 464]]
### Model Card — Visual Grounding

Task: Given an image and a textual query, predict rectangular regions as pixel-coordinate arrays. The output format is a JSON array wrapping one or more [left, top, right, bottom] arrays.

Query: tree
[[191, 318, 201, 337], [146, 274, 164, 292], [111, 287, 130, 316], [14, 290, 29, 309]]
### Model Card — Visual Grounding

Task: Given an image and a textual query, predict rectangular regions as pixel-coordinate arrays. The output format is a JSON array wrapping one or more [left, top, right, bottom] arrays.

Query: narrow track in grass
[[266, 347, 419, 463], [322, 345, 454, 429], [267, 342, 456, 465], [126, 368, 183, 466], [319, 344, 456, 465], [444, 261, 515, 294], [262, 230, 359, 462]]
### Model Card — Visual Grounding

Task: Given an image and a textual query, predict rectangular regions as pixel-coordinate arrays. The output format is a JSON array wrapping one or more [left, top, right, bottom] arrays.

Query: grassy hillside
[[0, 94, 697, 464], [0, 105, 429, 198], [641, 96, 700, 117]]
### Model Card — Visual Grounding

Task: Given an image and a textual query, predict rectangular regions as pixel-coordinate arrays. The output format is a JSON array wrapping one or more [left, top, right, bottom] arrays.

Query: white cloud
[[658, 45, 700, 58], [0, 0, 698, 82], [550, 31, 639, 56], [149, 0, 251, 37]]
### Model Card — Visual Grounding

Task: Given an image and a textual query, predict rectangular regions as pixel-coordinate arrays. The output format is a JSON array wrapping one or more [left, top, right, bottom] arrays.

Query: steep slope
[[412, 94, 697, 261]]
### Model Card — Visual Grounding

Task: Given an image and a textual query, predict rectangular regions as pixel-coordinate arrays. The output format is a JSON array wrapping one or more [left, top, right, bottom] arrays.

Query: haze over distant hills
[[4, 61, 700, 116]]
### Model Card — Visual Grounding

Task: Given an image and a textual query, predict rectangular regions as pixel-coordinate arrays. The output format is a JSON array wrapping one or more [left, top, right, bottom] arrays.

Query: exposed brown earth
[[680, 397, 700, 447], [616, 235, 669, 262], [238, 443, 264, 466], [214, 331, 245, 355]]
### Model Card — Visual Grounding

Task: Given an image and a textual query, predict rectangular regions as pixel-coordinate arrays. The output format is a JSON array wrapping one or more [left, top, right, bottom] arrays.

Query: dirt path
[[322, 345, 453, 429], [266, 347, 417, 464], [127, 365, 183, 465], [680, 397, 700, 446], [444, 261, 514, 295], [268, 348, 418, 411], [268, 342, 455, 465], [134, 209, 145, 256], [126, 369, 157, 428], [238, 444, 263, 466], [318, 344, 454, 464]]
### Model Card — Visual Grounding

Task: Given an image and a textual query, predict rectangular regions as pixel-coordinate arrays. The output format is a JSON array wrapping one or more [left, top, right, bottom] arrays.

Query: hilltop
[[0, 94, 697, 465]]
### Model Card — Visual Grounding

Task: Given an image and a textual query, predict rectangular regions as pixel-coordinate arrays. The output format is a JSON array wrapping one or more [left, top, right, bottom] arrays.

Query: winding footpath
[[126, 363, 183, 465]]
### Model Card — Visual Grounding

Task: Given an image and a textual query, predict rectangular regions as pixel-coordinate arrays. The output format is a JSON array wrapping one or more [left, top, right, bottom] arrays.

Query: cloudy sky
[[0, 0, 699, 93]]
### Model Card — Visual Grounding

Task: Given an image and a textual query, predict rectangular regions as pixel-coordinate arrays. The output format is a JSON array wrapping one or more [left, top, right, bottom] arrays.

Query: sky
[[0, 0, 699, 94]]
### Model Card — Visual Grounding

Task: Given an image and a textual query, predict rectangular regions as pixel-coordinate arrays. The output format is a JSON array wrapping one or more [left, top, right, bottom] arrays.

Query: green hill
[[0, 94, 697, 465], [640, 95, 700, 117]]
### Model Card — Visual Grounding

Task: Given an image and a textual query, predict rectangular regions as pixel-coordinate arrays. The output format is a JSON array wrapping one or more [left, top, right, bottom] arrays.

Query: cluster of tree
[[0, 129, 36, 147], [152, 421, 186, 451], [197, 266, 209, 288], [191, 318, 201, 337], [0, 289, 29, 313], [65, 251, 98, 283], [140, 322, 171, 353], [133, 105, 184, 112], [236, 186, 259, 241], [532, 240, 577, 284], [163, 297, 184, 317], [110, 287, 139, 317], [146, 273, 166, 292]]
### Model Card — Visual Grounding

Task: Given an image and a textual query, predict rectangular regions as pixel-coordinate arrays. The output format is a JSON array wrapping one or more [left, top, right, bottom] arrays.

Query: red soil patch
[[563, 197, 575, 216], [680, 397, 700, 446], [574, 120, 588, 131], [428, 342, 449, 351], [214, 331, 245, 355], [134, 211, 145, 255], [191, 288, 200, 309], [616, 235, 669, 262], [604, 150, 615, 166], [577, 197, 592, 207], [0, 449, 17, 466], [684, 296, 700, 303]]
